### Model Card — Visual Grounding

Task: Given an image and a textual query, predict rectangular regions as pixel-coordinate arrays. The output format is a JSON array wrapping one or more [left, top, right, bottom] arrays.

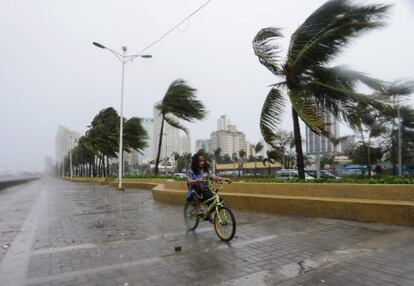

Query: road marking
[[31, 243, 97, 255], [24, 256, 163, 285]]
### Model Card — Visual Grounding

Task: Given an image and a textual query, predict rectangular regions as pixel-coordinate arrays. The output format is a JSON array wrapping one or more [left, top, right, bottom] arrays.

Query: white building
[[305, 110, 340, 155], [245, 141, 256, 159], [180, 136, 191, 154], [195, 139, 212, 154], [55, 125, 80, 164], [210, 115, 246, 156]]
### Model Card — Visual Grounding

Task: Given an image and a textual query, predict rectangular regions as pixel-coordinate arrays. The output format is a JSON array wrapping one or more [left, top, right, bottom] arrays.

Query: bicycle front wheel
[[184, 201, 199, 231], [214, 206, 236, 242]]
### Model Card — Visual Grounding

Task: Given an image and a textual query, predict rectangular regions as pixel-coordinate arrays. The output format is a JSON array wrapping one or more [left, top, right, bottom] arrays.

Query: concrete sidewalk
[[1, 178, 413, 286]]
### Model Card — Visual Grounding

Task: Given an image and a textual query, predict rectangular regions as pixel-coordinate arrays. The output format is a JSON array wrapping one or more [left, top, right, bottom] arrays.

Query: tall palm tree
[[238, 149, 246, 176], [213, 148, 222, 163], [253, 0, 392, 179], [154, 80, 207, 174], [254, 142, 264, 176]]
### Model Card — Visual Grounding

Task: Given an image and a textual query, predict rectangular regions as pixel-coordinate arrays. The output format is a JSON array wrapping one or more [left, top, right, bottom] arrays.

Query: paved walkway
[[0, 178, 413, 286]]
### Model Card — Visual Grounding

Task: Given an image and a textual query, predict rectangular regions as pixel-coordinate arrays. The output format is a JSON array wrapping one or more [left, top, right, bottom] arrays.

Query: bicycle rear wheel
[[184, 201, 199, 231], [214, 206, 236, 241]]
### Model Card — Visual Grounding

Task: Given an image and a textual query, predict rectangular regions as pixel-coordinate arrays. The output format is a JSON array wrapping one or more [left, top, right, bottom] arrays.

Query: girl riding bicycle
[[187, 152, 231, 216]]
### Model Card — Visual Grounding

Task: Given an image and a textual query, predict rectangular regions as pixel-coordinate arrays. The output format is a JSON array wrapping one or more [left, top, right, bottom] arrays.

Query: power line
[[139, 0, 213, 53]]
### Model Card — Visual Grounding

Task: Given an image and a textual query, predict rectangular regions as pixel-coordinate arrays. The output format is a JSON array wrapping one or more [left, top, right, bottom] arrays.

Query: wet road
[[0, 178, 413, 286]]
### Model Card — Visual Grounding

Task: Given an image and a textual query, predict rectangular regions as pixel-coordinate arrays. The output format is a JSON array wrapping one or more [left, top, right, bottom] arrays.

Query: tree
[[274, 130, 294, 169], [320, 154, 334, 170], [238, 150, 246, 160], [213, 148, 223, 165], [253, 0, 392, 179], [254, 142, 264, 176], [263, 150, 281, 175], [238, 150, 246, 176], [347, 144, 383, 173], [385, 106, 414, 173], [85, 107, 148, 177], [154, 80, 207, 174], [222, 154, 232, 164], [329, 135, 350, 172]]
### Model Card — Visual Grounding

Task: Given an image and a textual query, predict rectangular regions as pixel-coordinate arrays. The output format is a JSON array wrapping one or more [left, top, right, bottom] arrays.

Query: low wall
[[69, 177, 168, 190], [0, 177, 40, 190], [152, 181, 414, 227]]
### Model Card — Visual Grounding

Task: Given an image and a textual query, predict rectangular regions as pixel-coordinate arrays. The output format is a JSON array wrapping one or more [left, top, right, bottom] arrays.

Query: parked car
[[275, 170, 315, 181], [306, 170, 341, 179], [173, 173, 187, 179]]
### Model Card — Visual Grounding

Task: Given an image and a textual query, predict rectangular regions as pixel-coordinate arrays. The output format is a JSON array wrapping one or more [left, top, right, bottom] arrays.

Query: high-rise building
[[210, 115, 246, 156], [195, 139, 212, 154], [217, 115, 231, 131], [180, 136, 191, 154], [245, 142, 256, 159], [132, 117, 153, 164], [305, 110, 340, 155], [55, 126, 80, 164], [152, 103, 191, 160]]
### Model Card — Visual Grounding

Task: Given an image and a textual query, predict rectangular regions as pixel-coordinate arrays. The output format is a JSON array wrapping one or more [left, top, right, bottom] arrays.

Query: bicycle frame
[[198, 181, 225, 222]]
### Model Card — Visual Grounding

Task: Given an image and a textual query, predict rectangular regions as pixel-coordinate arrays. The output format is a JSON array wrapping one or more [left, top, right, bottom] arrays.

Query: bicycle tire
[[214, 206, 236, 242], [184, 201, 199, 231]]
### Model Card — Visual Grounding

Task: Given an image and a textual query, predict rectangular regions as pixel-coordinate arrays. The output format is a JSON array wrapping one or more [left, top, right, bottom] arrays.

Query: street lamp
[[93, 42, 152, 190]]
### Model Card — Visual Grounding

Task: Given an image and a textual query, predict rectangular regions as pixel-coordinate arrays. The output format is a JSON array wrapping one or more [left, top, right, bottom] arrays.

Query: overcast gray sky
[[1, 0, 413, 173]]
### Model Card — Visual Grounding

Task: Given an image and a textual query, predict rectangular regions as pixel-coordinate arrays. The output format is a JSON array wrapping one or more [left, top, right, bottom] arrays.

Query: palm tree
[[154, 80, 207, 174], [254, 142, 264, 176], [262, 150, 280, 176], [213, 148, 222, 163], [232, 152, 238, 178], [238, 149, 246, 176], [253, 0, 392, 179]]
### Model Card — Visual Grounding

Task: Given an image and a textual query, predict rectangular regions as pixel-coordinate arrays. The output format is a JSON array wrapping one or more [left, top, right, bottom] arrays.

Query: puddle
[[279, 259, 317, 278]]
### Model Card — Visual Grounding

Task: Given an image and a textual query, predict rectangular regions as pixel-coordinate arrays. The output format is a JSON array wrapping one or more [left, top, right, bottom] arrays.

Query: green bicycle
[[183, 179, 236, 242]]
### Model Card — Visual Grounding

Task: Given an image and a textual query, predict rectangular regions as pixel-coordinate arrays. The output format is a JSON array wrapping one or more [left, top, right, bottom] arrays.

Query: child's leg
[[192, 191, 203, 214]]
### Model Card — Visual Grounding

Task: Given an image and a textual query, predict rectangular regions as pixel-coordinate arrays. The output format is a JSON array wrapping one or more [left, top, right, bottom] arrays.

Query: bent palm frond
[[162, 79, 206, 122], [260, 87, 286, 146], [288, 90, 330, 137], [164, 115, 189, 135], [253, 27, 284, 76], [288, 0, 390, 73]]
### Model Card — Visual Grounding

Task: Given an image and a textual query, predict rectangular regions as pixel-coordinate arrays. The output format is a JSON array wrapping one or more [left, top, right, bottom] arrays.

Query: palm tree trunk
[[292, 108, 305, 179], [106, 156, 109, 177], [254, 160, 257, 176], [155, 114, 165, 175], [367, 136, 372, 176]]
